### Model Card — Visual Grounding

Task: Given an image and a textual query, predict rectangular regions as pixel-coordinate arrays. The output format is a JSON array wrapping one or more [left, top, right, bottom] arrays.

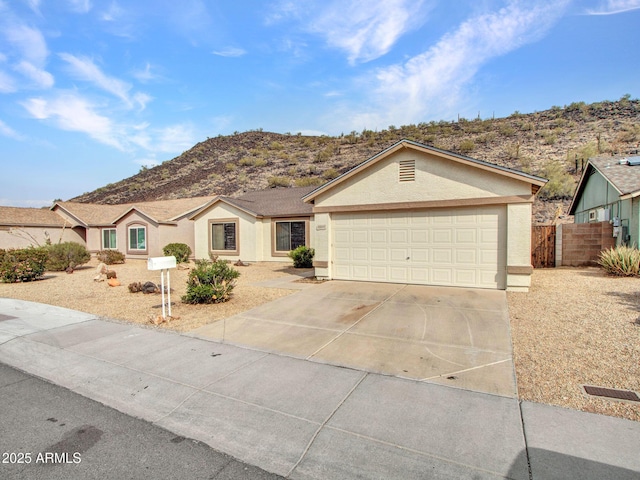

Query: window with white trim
[[128, 226, 146, 251], [275, 221, 306, 251], [102, 228, 117, 249]]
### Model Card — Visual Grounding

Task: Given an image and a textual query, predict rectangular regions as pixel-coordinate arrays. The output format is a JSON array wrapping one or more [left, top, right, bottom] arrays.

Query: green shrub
[[96, 250, 126, 265], [163, 243, 192, 263], [597, 246, 640, 276], [182, 259, 240, 304], [294, 177, 323, 187], [267, 176, 290, 187], [46, 242, 91, 271], [0, 247, 49, 283], [288, 245, 315, 268]]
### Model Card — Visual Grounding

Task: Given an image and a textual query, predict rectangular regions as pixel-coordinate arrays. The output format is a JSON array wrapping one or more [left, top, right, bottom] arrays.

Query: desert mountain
[[71, 97, 640, 224]]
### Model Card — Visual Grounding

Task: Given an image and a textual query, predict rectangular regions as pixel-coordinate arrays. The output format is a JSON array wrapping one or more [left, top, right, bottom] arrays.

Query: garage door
[[332, 206, 506, 289]]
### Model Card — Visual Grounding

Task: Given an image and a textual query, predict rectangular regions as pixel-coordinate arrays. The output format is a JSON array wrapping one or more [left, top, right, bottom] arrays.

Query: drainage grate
[[584, 385, 640, 402], [0, 314, 17, 322]]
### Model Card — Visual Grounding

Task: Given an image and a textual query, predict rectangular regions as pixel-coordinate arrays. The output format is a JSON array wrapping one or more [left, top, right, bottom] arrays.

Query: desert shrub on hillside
[[268, 176, 290, 187], [182, 259, 240, 304], [46, 242, 91, 271], [163, 243, 192, 263], [0, 247, 48, 282], [598, 246, 640, 276], [538, 160, 576, 200]]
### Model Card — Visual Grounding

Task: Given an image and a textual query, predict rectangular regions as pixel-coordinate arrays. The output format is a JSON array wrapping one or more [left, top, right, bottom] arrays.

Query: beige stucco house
[[190, 186, 316, 262], [0, 206, 83, 249], [303, 140, 547, 291], [50, 197, 214, 259]]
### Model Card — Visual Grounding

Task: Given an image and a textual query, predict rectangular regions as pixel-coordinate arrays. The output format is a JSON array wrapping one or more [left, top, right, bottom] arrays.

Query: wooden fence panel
[[532, 225, 556, 268]]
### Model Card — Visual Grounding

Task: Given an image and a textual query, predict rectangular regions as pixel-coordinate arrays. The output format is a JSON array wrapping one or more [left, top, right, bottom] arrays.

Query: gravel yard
[[0, 259, 305, 332], [1, 259, 638, 422], [508, 267, 640, 422]]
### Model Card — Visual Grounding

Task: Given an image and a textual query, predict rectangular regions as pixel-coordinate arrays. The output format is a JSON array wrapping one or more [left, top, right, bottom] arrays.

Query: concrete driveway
[[191, 280, 515, 397]]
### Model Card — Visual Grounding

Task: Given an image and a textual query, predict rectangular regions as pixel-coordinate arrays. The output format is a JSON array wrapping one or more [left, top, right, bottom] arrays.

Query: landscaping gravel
[[508, 267, 640, 422], [0, 259, 302, 332], [1, 260, 638, 422]]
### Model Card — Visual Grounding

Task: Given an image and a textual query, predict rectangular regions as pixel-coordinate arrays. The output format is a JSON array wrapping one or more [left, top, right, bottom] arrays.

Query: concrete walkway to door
[[190, 280, 515, 397]]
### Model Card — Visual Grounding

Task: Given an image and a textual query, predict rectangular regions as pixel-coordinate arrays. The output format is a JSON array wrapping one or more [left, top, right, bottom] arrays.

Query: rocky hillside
[[71, 97, 640, 224]]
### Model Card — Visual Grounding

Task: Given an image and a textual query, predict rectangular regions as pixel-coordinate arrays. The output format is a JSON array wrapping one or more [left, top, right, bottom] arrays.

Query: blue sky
[[1, 0, 639, 207]]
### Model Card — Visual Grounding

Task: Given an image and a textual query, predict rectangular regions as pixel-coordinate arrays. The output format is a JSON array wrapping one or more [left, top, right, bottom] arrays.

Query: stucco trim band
[[312, 195, 534, 214]]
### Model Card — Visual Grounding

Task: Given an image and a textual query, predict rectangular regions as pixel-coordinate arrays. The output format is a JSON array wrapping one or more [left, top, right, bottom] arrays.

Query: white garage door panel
[[332, 207, 506, 289]]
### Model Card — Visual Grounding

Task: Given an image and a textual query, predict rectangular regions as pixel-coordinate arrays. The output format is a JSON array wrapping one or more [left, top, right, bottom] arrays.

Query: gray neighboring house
[[569, 156, 640, 246]]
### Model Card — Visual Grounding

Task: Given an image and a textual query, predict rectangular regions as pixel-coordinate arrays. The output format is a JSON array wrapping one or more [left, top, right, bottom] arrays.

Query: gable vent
[[399, 159, 416, 182]]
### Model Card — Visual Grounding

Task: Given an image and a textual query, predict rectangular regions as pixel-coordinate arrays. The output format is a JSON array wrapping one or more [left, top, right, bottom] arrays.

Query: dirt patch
[[508, 267, 640, 422], [0, 259, 300, 333]]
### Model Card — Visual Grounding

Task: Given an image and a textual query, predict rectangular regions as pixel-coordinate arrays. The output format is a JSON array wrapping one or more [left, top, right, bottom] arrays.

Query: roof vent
[[399, 159, 415, 182]]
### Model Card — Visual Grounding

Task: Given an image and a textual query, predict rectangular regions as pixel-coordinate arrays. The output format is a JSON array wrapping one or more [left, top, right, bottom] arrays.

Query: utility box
[[147, 256, 177, 271]]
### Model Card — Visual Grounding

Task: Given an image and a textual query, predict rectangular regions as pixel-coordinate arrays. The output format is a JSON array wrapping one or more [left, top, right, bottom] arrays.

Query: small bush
[[598, 246, 640, 276], [182, 259, 240, 304], [163, 243, 192, 263], [288, 245, 315, 268], [46, 242, 91, 271], [268, 176, 291, 187], [96, 250, 126, 265], [458, 139, 475, 153], [0, 247, 49, 283], [294, 177, 323, 187]]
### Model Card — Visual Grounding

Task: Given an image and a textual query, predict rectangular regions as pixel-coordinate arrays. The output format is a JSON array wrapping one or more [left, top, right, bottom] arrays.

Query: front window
[[128, 226, 146, 251], [211, 222, 236, 251], [102, 228, 117, 249], [275, 221, 306, 251]]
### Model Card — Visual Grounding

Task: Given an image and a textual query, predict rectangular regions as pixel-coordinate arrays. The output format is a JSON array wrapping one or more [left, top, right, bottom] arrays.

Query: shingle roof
[[228, 186, 316, 216], [589, 156, 640, 195], [55, 196, 216, 226], [0, 206, 71, 227]]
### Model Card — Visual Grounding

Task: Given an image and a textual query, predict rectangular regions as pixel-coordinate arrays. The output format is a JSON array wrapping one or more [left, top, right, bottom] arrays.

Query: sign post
[[147, 256, 177, 319]]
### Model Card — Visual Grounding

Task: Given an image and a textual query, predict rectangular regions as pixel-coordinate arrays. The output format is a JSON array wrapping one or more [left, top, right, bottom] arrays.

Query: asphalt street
[[0, 362, 282, 480]]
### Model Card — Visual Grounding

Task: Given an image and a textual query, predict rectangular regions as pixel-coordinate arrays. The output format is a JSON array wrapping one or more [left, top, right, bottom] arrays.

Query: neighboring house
[[303, 140, 547, 291], [569, 156, 640, 246], [190, 186, 315, 262], [0, 206, 82, 249], [51, 197, 215, 259]]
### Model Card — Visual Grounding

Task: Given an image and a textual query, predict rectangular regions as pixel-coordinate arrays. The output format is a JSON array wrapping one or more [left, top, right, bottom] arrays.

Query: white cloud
[[59, 53, 131, 102], [129, 122, 197, 154], [14, 60, 54, 89], [59, 53, 151, 110], [0, 119, 24, 140], [347, 1, 569, 128], [67, 0, 92, 14], [309, 0, 428, 64], [22, 93, 124, 149], [132, 63, 159, 83], [212, 47, 247, 58], [154, 124, 197, 153], [1, 23, 54, 90], [25, 0, 41, 14], [0, 69, 17, 92], [100, 1, 123, 21], [586, 0, 640, 14], [4, 24, 48, 65]]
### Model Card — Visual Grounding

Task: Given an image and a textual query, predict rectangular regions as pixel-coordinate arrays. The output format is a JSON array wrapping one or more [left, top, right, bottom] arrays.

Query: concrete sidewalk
[[0, 298, 638, 479]]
